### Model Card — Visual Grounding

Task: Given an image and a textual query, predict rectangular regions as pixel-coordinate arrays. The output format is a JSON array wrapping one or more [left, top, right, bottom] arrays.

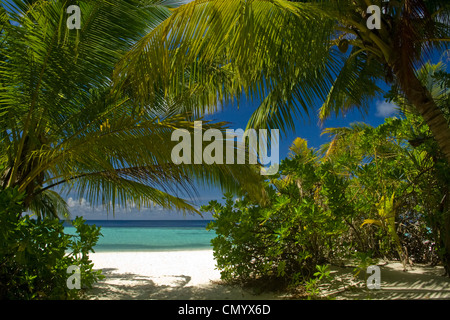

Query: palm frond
[[318, 48, 385, 121], [115, 0, 336, 122], [29, 189, 71, 220], [1, 0, 265, 218]]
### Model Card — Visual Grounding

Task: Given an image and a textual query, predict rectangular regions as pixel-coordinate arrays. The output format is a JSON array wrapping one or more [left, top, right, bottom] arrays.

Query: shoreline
[[91, 247, 214, 254], [86, 250, 450, 300]]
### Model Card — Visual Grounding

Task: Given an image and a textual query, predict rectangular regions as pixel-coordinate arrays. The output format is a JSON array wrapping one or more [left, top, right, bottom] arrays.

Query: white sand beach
[[87, 250, 285, 300], [86, 250, 450, 300]]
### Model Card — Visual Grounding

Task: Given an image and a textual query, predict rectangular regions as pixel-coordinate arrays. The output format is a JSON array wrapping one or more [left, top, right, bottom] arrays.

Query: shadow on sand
[[86, 268, 267, 300], [323, 263, 450, 300], [86, 263, 450, 300]]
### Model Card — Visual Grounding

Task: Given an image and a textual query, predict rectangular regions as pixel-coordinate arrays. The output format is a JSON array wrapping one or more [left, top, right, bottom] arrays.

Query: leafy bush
[[204, 112, 450, 292], [203, 151, 351, 290], [0, 187, 103, 300]]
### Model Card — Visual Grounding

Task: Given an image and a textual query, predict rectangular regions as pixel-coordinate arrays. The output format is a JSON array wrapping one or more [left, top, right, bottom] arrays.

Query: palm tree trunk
[[393, 65, 450, 164], [394, 64, 450, 276], [440, 189, 450, 277]]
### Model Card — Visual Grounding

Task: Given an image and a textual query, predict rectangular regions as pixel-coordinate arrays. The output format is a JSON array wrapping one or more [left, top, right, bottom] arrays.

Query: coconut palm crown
[[0, 0, 263, 219]]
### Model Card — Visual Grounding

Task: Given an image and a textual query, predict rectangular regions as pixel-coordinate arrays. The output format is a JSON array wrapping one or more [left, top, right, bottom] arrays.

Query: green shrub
[[203, 154, 350, 290], [203, 112, 450, 291], [0, 187, 103, 300]]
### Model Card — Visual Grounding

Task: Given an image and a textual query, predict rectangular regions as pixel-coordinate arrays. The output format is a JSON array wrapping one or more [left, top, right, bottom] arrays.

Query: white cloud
[[375, 100, 398, 118], [66, 197, 107, 219], [65, 196, 169, 219], [63, 196, 213, 220], [67, 197, 90, 209]]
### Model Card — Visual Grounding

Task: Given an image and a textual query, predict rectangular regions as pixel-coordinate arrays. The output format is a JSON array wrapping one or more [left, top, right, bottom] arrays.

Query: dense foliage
[[0, 187, 103, 300], [0, 0, 263, 300], [0, 0, 262, 221], [203, 111, 449, 290], [118, 0, 450, 163]]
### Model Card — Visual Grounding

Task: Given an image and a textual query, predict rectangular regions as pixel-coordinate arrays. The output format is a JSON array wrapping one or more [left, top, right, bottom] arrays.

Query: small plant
[[313, 264, 332, 282], [304, 278, 320, 299], [352, 251, 376, 278], [304, 265, 333, 299]]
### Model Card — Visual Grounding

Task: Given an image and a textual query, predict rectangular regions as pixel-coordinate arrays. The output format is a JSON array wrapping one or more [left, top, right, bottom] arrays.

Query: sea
[[63, 220, 216, 252]]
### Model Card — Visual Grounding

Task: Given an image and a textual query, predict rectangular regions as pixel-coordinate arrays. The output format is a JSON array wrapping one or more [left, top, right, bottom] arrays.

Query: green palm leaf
[[0, 0, 264, 218], [115, 0, 336, 123]]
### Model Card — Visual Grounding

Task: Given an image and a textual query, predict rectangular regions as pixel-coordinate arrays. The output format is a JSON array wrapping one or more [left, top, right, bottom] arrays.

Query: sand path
[[86, 251, 450, 300]]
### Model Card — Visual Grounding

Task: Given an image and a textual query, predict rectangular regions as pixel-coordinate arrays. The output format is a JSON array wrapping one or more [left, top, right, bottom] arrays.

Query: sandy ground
[[85, 250, 450, 300]]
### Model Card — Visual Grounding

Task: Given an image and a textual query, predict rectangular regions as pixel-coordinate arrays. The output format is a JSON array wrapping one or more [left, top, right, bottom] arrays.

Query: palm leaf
[[318, 48, 384, 121], [114, 0, 336, 128], [360, 219, 383, 228], [1, 0, 265, 218], [29, 189, 71, 220]]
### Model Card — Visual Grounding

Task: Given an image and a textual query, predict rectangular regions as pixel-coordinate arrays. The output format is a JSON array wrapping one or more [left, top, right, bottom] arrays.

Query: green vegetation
[[1, 0, 449, 300], [119, 0, 450, 164], [0, 0, 261, 299], [203, 105, 449, 293], [0, 0, 260, 219], [122, 0, 450, 291], [0, 187, 103, 299]]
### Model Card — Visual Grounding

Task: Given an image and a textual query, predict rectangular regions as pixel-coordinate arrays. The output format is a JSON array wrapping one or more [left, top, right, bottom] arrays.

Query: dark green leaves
[[0, 188, 103, 299]]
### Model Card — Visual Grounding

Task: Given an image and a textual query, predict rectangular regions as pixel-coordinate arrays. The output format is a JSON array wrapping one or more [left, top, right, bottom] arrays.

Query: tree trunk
[[394, 65, 450, 276], [441, 190, 450, 277]]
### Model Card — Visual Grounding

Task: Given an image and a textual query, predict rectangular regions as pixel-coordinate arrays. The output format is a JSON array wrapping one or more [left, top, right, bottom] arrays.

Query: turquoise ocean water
[[63, 220, 216, 252]]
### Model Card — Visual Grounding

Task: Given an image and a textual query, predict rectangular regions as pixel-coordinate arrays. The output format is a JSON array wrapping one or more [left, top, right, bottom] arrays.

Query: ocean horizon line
[[63, 219, 214, 227]]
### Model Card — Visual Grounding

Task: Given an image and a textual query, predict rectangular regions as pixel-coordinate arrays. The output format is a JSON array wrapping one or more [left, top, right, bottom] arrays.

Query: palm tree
[[115, 0, 450, 163], [0, 0, 262, 219]]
